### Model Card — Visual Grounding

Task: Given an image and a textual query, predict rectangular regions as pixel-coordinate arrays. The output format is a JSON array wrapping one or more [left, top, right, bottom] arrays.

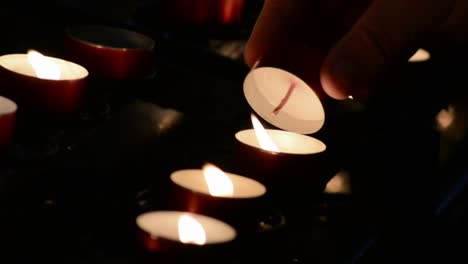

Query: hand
[[245, 0, 467, 100]]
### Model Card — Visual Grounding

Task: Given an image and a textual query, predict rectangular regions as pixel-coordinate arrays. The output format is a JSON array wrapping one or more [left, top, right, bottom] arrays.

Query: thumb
[[320, 0, 454, 100]]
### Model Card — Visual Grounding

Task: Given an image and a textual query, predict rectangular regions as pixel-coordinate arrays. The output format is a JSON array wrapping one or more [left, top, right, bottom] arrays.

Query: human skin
[[245, 0, 468, 100]]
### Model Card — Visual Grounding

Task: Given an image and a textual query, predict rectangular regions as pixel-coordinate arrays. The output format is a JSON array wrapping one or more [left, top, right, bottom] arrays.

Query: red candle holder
[[163, 0, 245, 25], [234, 128, 336, 196], [136, 211, 236, 257], [168, 166, 266, 232], [0, 96, 17, 148], [0, 53, 88, 113], [64, 25, 155, 79], [240, 60, 342, 197]]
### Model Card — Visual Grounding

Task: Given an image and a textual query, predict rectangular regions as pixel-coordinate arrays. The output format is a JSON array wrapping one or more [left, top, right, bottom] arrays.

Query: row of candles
[[136, 112, 330, 253], [134, 38, 338, 252], [0, 54, 328, 256], [0, 25, 156, 147], [0, 24, 431, 255], [139, 47, 432, 251], [0, 47, 329, 251], [135, 48, 433, 255]]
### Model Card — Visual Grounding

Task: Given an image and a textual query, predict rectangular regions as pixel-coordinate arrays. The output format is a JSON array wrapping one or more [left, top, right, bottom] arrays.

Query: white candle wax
[[235, 129, 326, 155], [136, 211, 236, 245], [170, 169, 266, 198], [0, 54, 88, 80], [0, 96, 17, 116], [243, 67, 325, 134]]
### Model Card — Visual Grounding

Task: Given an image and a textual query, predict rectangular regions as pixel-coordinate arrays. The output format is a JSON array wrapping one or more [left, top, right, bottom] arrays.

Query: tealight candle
[[238, 64, 339, 195], [64, 25, 155, 79], [243, 66, 325, 134], [136, 211, 236, 255], [0, 51, 88, 112], [169, 163, 266, 231], [0, 96, 17, 148], [235, 115, 334, 195]]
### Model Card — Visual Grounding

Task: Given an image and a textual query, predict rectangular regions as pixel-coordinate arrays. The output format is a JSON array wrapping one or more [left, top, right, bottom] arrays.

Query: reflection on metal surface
[[166, 0, 245, 25], [408, 49, 430, 62], [340, 95, 365, 113], [325, 170, 351, 194], [436, 105, 455, 131], [437, 100, 468, 164], [258, 209, 286, 232], [209, 39, 246, 60], [435, 169, 468, 216], [221, 0, 245, 24]]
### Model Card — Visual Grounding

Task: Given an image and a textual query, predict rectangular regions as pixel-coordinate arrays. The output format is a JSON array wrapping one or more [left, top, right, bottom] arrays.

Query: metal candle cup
[[169, 165, 266, 232], [162, 0, 245, 25], [0, 96, 17, 148], [136, 211, 236, 256], [0, 53, 88, 113], [234, 128, 334, 195], [64, 25, 155, 79], [240, 62, 340, 196]]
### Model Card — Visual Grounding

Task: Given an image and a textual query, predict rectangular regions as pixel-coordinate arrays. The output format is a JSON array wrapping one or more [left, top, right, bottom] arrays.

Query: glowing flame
[[178, 214, 206, 245], [348, 95, 354, 100], [408, 49, 430, 62], [436, 106, 455, 131], [203, 163, 234, 197], [27, 50, 61, 80], [251, 114, 280, 152], [325, 170, 351, 194]]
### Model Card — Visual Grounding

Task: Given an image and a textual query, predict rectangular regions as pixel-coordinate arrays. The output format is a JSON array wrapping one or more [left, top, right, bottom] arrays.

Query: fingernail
[[321, 61, 349, 100], [327, 59, 372, 101]]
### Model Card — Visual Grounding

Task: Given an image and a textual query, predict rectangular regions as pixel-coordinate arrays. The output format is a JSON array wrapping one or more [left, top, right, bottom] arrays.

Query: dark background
[[0, 1, 467, 263]]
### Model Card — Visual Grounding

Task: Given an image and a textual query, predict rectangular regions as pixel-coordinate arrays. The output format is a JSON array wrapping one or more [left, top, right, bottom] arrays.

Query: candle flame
[[178, 214, 207, 245], [251, 114, 280, 152], [203, 163, 234, 197], [325, 170, 351, 194], [436, 106, 455, 131], [27, 50, 61, 80]]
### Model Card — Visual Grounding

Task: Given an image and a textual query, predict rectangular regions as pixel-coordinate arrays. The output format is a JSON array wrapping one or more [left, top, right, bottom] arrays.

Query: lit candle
[[235, 115, 332, 194], [136, 211, 236, 255], [238, 114, 327, 155], [243, 66, 325, 134], [0, 96, 17, 148], [239, 65, 338, 194], [0, 50, 88, 112], [64, 25, 155, 79], [169, 163, 266, 231]]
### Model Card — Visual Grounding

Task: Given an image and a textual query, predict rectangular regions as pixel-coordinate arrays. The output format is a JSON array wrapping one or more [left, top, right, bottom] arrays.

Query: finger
[[244, 0, 312, 68], [321, 0, 455, 99]]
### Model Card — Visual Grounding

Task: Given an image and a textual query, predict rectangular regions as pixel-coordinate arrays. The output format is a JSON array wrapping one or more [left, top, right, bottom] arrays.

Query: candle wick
[[251, 59, 261, 69], [271, 80, 297, 116]]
